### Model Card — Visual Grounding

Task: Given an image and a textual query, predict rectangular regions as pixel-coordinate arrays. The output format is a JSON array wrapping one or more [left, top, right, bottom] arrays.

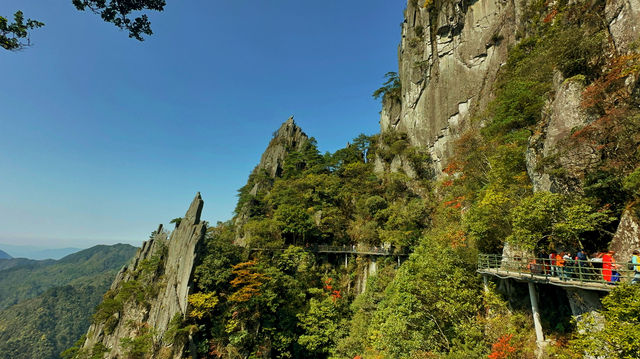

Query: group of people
[[528, 249, 640, 284]]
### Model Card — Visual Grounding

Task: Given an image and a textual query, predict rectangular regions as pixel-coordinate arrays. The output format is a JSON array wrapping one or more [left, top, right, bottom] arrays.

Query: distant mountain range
[[0, 250, 11, 259], [0, 243, 81, 260], [0, 243, 138, 359]]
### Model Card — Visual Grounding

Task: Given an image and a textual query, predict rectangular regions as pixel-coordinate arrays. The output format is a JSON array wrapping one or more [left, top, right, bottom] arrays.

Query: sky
[[0, 0, 406, 249]]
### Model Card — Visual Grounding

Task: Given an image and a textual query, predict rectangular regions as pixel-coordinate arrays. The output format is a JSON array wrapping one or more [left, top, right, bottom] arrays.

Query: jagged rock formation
[[606, 0, 640, 54], [374, 1, 637, 339], [252, 116, 308, 180], [526, 72, 595, 193], [379, 0, 522, 175], [610, 209, 640, 262], [234, 117, 309, 245], [78, 193, 206, 359], [565, 288, 603, 317]]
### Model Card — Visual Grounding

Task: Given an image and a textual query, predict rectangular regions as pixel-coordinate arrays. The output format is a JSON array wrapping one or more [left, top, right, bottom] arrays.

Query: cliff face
[[380, 0, 522, 175], [382, 0, 639, 180], [78, 193, 206, 359], [606, 0, 640, 54]]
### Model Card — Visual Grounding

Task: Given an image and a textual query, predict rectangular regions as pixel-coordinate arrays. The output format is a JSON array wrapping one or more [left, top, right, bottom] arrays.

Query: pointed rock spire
[[233, 117, 310, 245], [259, 117, 308, 178], [185, 192, 204, 224], [285, 115, 295, 125], [79, 194, 207, 358]]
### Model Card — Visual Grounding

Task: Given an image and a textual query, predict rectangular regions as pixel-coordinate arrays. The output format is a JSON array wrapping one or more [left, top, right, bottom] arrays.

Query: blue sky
[[0, 0, 405, 248]]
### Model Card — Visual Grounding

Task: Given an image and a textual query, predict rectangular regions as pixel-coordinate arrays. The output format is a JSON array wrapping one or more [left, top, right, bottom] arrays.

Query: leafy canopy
[[0, 11, 44, 51], [72, 0, 165, 41]]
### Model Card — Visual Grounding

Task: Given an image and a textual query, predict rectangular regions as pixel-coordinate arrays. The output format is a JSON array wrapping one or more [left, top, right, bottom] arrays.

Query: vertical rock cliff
[[77, 193, 206, 359], [379, 0, 639, 330], [380, 0, 522, 175]]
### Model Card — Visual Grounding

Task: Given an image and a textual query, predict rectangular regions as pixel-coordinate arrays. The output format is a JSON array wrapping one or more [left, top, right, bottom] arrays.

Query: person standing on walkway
[[557, 252, 566, 280], [550, 251, 557, 277], [631, 250, 640, 284], [576, 250, 587, 280], [563, 252, 572, 279], [539, 249, 549, 274], [601, 250, 616, 283]]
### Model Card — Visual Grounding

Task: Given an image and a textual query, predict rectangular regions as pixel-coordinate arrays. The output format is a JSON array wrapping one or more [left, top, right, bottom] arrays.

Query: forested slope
[[70, 0, 640, 357], [0, 244, 137, 359]]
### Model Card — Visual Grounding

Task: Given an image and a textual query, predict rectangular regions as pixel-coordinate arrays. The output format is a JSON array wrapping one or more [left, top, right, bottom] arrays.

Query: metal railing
[[478, 253, 640, 291], [250, 244, 408, 256]]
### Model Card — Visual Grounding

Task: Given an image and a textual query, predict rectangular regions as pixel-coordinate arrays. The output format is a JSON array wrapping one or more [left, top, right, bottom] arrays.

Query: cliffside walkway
[[477, 253, 638, 292], [250, 245, 409, 257]]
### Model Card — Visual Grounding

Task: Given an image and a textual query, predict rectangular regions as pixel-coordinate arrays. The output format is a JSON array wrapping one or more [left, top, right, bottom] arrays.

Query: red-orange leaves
[[322, 278, 342, 301], [488, 334, 517, 359], [543, 9, 558, 23]]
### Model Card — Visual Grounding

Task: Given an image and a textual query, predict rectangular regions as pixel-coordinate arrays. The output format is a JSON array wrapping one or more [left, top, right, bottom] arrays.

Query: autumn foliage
[[323, 278, 342, 301], [229, 260, 270, 303], [488, 334, 517, 359]]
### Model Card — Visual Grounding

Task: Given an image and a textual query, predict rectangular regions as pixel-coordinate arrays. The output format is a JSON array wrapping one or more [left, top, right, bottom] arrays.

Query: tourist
[[528, 258, 541, 275], [576, 250, 587, 280], [539, 249, 548, 274], [601, 250, 618, 283], [631, 250, 640, 284], [549, 251, 557, 277], [563, 252, 572, 279], [556, 252, 566, 280]]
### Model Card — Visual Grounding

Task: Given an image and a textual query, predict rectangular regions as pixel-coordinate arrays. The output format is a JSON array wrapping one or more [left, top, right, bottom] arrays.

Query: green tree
[[372, 72, 401, 101], [297, 289, 347, 356], [0, 11, 44, 51], [274, 204, 317, 244], [72, 0, 165, 40], [367, 236, 481, 358], [3, 0, 165, 52], [508, 192, 614, 250]]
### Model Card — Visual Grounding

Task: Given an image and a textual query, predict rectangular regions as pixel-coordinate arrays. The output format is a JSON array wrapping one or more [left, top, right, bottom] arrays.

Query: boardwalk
[[478, 253, 637, 292], [250, 244, 408, 256]]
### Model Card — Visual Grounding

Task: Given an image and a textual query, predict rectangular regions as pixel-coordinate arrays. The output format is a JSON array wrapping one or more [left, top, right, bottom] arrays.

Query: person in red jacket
[[601, 250, 617, 283]]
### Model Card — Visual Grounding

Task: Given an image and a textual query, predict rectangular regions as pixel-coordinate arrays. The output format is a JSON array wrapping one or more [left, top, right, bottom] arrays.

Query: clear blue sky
[[0, 0, 405, 248]]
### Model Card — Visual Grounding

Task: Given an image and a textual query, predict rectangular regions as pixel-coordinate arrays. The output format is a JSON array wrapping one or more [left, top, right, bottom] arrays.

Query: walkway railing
[[250, 244, 408, 256], [478, 253, 639, 291]]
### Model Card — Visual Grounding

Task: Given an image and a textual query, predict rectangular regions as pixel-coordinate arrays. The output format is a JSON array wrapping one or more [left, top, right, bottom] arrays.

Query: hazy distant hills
[[0, 243, 137, 359], [0, 250, 11, 259], [0, 243, 137, 310], [0, 243, 81, 260]]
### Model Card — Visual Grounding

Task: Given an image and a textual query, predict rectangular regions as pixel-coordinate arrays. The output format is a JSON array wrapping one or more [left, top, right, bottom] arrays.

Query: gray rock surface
[[526, 73, 594, 193], [606, 0, 640, 54], [565, 288, 603, 316], [609, 209, 640, 263], [80, 193, 206, 359], [380, 0, 521, 176]]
